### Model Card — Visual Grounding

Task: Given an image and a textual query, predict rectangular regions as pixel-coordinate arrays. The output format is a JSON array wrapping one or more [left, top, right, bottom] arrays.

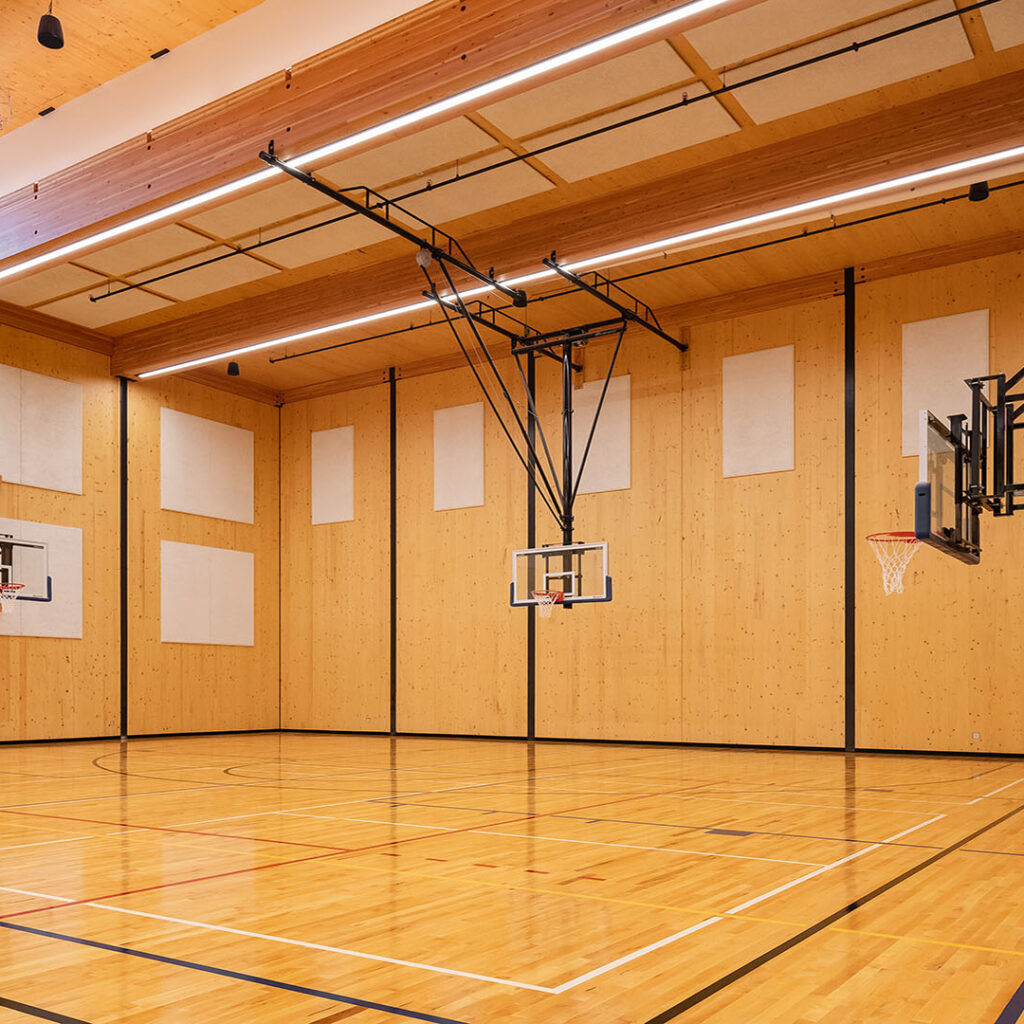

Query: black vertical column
[[389, 367, 398, 736], [526, 352, 537, 741], [119, 377, 129, 741], [844, 267, 856, 752]]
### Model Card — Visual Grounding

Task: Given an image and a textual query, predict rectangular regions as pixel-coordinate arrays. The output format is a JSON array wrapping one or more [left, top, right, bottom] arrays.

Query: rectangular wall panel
[[160, 539, 254, 646], [0, 517, 82, 639], [0, 363, 83, 494], [572, 374, 630, 494], [161, 407, 254, 523], [901, 308, 989, 455], [311, 425, 354, 524], [722, 345, 794, 477], [433, 402, 484, 511]]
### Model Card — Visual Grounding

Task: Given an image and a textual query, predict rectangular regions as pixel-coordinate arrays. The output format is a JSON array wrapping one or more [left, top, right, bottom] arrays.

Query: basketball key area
[[4, 0, 1024, 1021]]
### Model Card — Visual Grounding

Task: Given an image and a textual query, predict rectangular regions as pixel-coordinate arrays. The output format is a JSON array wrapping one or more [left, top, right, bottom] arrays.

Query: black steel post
[[561, 336, 574, 547], [119, 377, 129, 741], [389, 366, 397, 736], [843, 267, 856, 753], [527, 352, 537, 741]]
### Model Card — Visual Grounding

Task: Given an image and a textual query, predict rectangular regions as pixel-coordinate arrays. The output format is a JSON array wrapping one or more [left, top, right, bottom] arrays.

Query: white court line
[[551, 813, 947, 993], [0, 885, 77, 904], [967, 779, 1023, 805], [0, 884, 556, 993], [0, 837, 91, 853], [549, 918, 723, 993], [327, 816, 823, 866], [472, 828, 827, 867], [668, 794, 932, 815]]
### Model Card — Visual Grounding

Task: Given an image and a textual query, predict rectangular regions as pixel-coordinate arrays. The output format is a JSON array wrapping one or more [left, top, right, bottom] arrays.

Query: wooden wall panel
[[535, 342, 685, 741], [127, 377, 279, 734], [679, 302, 845, 747], [856, 251, 1024, 754], [395, 365, 525, 736], [280, 386, 390, 731], [536, 304, 844, 746], [0, 330, 118, 741]]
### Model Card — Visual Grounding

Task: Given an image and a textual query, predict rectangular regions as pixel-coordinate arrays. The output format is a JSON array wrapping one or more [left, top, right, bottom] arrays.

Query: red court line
[[0, 849, 344, 920], [0, 808, 350, 852], [0, 786, 706, 922]]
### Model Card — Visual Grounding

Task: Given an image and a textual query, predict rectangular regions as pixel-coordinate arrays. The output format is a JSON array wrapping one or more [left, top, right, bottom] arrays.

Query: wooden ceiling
[[1, 0, 1024, 404], [0, 0, 264, 136]]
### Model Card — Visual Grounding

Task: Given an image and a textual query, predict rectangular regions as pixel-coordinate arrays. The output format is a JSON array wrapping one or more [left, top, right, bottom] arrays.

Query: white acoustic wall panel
[[722, 346, 794, 478], [161, 408, 254, 523], [0, 364, 82, 494], [311, 425, 355, 525], [434, 403, 484, 511], [160, 540, 254, 646], [572, 375, 631, 494], [0, 517, 82, 639], [901, 309, 989, 456]]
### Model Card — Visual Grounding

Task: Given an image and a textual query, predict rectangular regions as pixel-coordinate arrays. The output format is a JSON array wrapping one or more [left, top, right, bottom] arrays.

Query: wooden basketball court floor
[[1, 734, 1022, 1023]]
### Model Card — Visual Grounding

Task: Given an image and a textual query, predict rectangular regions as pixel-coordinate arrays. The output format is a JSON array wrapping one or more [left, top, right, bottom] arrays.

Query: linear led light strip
[[138, 143, 1024, 379], [0, 0, 733, 285]]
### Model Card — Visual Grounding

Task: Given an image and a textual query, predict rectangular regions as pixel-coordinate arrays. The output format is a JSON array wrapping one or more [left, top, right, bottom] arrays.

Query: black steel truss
[[261, 144, 685, 541]]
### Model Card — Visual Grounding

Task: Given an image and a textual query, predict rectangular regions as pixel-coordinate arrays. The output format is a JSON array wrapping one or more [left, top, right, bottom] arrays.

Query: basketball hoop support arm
[[258, 143, 652, 544]]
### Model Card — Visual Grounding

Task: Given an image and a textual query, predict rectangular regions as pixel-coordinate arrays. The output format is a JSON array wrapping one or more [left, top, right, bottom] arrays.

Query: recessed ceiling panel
[[77, 224, 208, 277], [684, 0, 901, 69], [479, 41, 693, 139], [0, 264, 107, 307], [529, 88, 736, 183], [182, 179, 330, 240], [981, 2, 1024, 49], [127, 249, 279, 301], [397, 158, 554, 226], [241, 213, 395, 268], [315, 117, 497, 191], [37, 288, 173, 328], [727, 2, 972, 125]]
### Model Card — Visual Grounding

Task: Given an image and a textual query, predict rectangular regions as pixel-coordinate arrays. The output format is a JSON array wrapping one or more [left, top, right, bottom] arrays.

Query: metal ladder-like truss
[[261, 145, 687, 543]]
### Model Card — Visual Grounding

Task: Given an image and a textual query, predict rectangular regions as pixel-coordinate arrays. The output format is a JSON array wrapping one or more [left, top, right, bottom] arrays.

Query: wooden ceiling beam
[[0, 0, 766, 268], [111, 66, 1024, 377], [657, 228, 1024, 326], [0, 299, 114, 356]]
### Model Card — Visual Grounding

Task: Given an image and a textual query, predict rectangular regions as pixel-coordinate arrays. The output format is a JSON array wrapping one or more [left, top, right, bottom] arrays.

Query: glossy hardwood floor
[[0, 734, 1022, 1023]]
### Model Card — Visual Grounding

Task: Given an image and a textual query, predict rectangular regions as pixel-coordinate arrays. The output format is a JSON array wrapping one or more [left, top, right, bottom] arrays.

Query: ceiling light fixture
[[136, 143, 1024, 380], [0, 0, 730, 284], [37, 1, 64, 49]]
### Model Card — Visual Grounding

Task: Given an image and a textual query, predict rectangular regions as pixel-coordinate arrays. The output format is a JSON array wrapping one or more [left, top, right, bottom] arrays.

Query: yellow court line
[[322, 856, 1024, 961], [828, 926, 1024, 958]]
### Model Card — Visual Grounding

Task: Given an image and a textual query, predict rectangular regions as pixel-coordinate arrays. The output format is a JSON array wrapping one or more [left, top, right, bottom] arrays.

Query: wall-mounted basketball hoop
[[865, 531, 920, 595]]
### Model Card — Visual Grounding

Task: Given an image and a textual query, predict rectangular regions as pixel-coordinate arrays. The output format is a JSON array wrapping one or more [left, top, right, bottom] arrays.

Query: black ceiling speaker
[[227, 361, 240, 377], [38, 3, 64, 49], [968, 181, 990, 203]]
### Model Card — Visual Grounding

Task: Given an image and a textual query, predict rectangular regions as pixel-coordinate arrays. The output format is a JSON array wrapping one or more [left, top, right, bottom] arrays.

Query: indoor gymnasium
[[2, 0, 1024, 1020]]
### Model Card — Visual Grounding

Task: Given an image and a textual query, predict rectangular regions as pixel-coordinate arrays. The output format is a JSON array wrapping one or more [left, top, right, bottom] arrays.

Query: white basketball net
[[866, 533, 920, 595], [0, 583, 24, 612], [531, 590, 561, 619]]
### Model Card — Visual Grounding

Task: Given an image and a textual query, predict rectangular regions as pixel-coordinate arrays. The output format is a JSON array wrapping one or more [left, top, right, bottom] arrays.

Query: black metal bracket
[[543, 254, 687, 352], [260, 145, 527, 308]]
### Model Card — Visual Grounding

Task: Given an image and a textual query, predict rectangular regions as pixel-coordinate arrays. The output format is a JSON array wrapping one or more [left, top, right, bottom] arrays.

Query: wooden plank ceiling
[[0, 0, 264, 136], [1, 0, 1023, 403]]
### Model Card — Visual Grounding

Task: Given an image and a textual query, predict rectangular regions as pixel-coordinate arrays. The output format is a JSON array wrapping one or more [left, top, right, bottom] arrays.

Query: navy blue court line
[[0, 922, 469, 1024], [995, 977, 1024, 1024], [0, 996, 92, 1024]]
